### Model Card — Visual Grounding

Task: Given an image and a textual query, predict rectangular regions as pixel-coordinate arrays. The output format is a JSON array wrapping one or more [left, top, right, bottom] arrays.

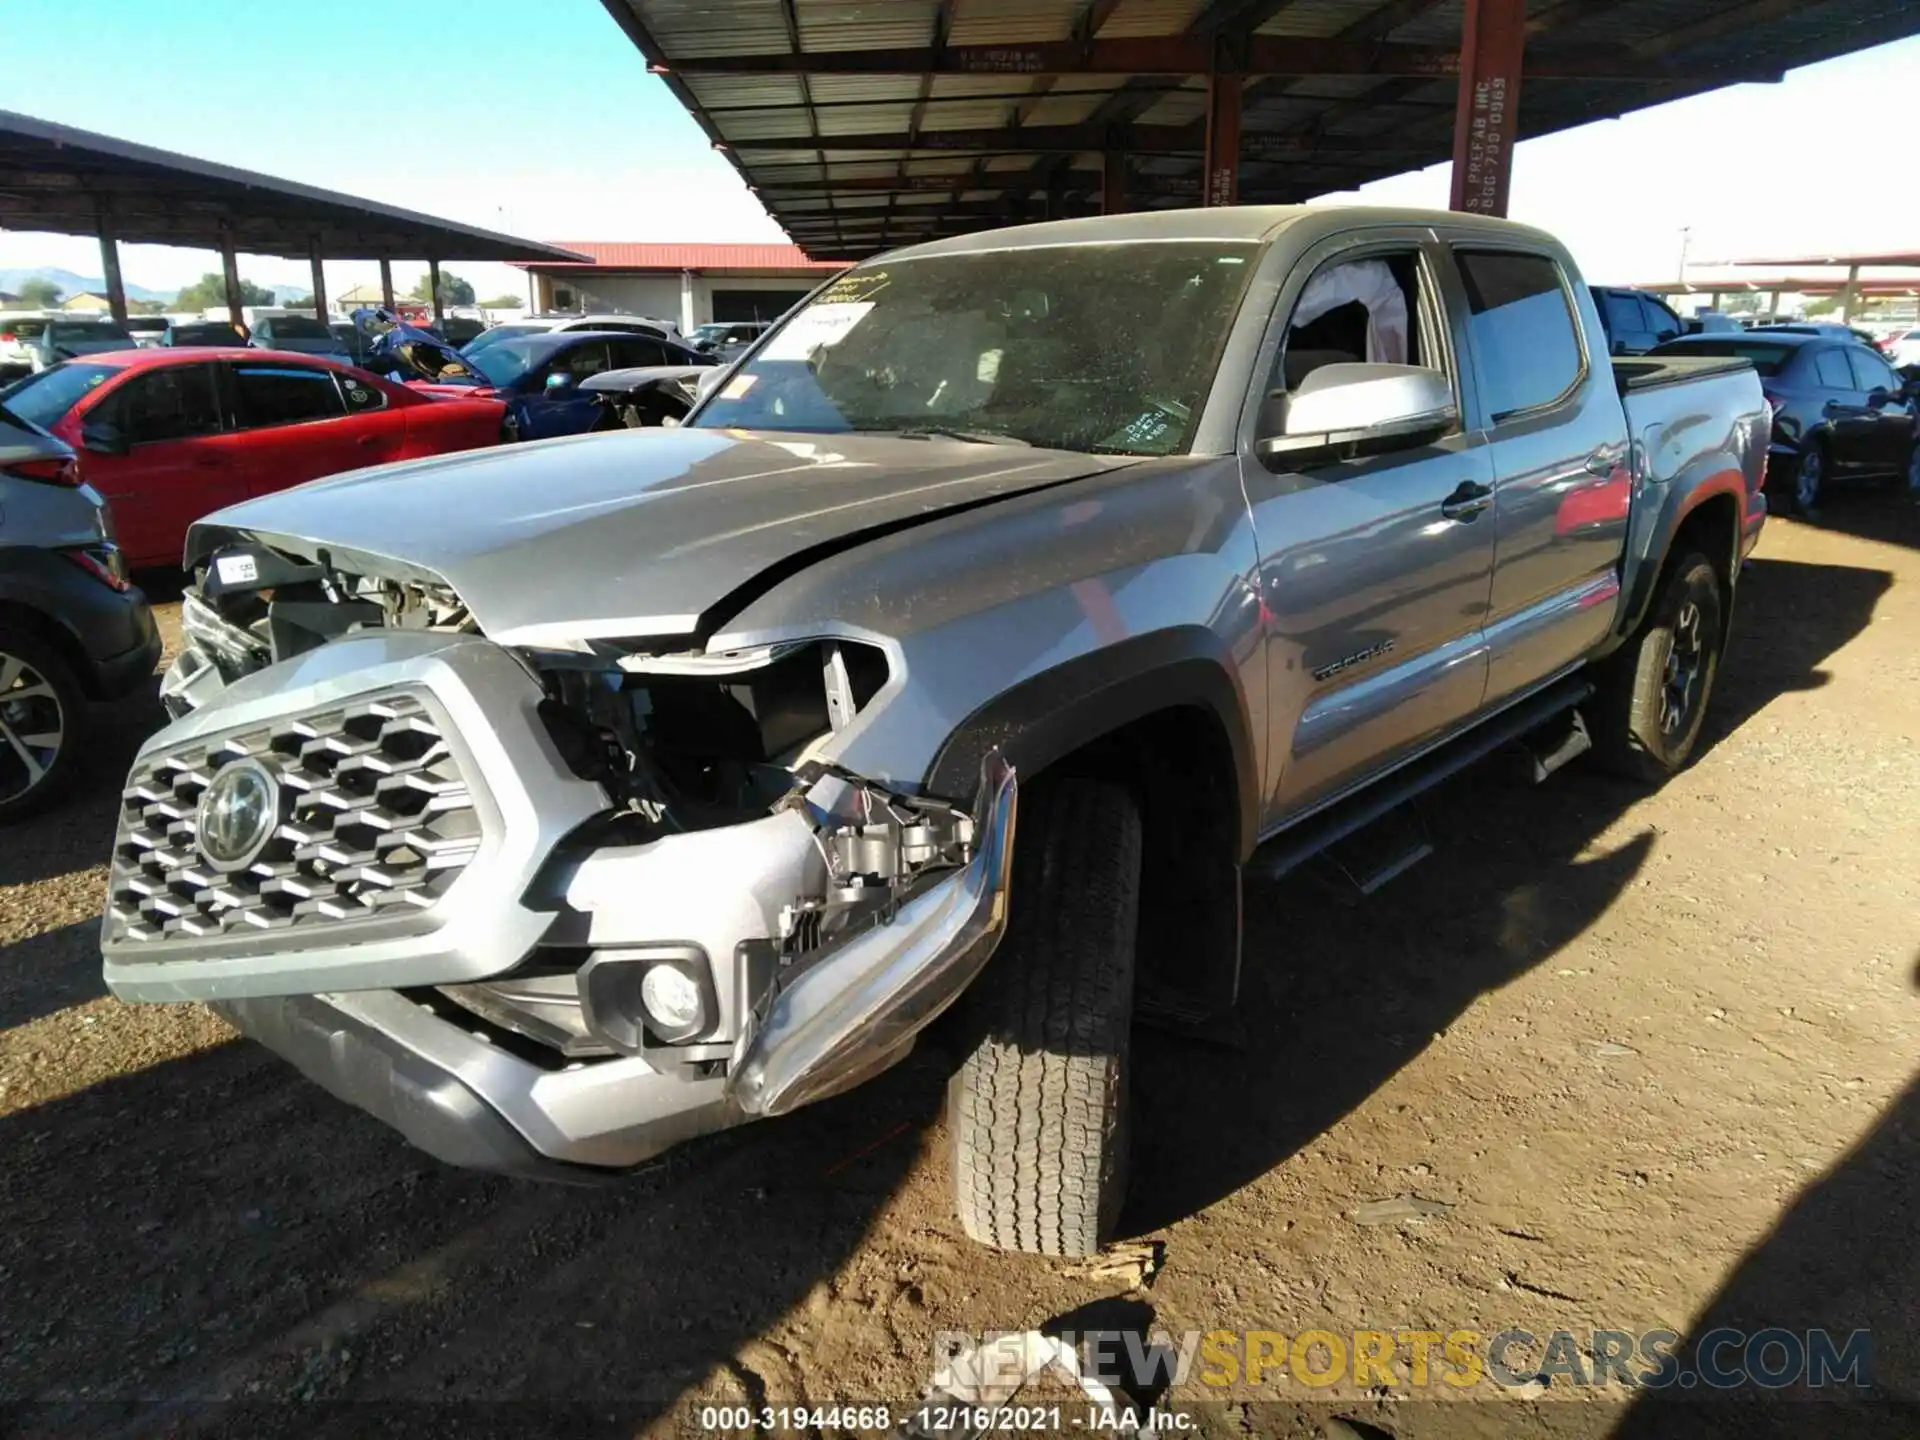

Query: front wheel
[[1591, 552, 1724, 784], [948, 779, 1142, 1257]]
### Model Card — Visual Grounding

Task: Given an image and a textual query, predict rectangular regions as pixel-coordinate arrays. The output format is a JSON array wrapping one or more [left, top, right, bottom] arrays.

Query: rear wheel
[[948, 779, 1142, 1257], [0, 632, 86, 823], [1792, 439, 1826, 516], [1591, 552, 1724, 784]]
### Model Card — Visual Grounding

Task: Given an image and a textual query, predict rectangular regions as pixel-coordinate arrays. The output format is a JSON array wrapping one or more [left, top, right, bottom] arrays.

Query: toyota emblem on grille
[[195, 758, 281, 871]]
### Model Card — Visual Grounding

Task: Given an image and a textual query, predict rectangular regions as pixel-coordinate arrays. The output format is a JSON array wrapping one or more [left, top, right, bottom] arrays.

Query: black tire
[[1591, 552, 1724, 784], [948, 778, 1142, 1257], [1789, 437, 1827, 517], [0, 629, 87, 823]]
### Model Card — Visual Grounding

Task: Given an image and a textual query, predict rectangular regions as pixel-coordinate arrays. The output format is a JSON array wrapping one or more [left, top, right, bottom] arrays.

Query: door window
[[1454, 250, 1584, 421], [610, 337, 669, 369], [230, 364, 348, 427], [1812, 349, 1855, 389], [1846, 347, 1899, 394], [103, 365, 223, 444], [1270, 253, 1429, 392], [547, 342, 611, 383]]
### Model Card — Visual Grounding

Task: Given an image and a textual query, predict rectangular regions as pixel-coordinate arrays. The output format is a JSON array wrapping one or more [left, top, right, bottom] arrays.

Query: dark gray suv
[[0, 402, 161, 819]]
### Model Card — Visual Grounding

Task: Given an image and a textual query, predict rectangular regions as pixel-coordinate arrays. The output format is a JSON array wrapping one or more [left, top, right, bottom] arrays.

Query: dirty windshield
[[691, 242, 1258, 455]]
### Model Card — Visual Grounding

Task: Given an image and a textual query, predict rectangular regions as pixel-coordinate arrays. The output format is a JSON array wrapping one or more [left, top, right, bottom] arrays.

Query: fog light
[[578, 946, 716, 1054], [640, 964, 704, 1038]]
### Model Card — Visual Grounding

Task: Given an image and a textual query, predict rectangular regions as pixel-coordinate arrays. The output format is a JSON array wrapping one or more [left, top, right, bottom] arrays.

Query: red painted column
[[1448, 0, 1525, 216], [1202, 68, 1241, 207]]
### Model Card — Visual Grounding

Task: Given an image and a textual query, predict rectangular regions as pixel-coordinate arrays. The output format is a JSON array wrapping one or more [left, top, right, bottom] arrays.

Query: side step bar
[[1253, 676, 1595, 883]]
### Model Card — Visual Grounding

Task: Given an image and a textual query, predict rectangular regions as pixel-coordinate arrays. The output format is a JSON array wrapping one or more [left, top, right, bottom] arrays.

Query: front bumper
[[107, 627, 1020, 1174], [215, 989, 739, 1175], [88, 597, 162, 699]]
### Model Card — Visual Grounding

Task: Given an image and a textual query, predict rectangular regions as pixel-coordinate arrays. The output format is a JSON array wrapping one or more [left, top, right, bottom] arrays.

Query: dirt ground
[[3, 492, 1917, 1439]]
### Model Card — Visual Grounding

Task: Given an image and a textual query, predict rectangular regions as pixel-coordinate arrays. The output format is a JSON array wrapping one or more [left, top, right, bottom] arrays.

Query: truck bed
[[1612, 353, 1754, 395]]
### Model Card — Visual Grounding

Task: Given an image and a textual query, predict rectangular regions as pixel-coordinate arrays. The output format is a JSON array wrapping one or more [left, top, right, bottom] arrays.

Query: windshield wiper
[[874, 426, 1032, 446]]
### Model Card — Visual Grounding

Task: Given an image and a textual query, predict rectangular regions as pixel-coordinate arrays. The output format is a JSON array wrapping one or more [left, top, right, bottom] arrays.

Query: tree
[[18, 277, 62, 307], [408, 269, 476, 307], [1804, 296, 1839, 318], [175, 272, 277, 309], [128, 299, 169, 315], [480, 294, 524, 310], [279, 293, 314, 309]]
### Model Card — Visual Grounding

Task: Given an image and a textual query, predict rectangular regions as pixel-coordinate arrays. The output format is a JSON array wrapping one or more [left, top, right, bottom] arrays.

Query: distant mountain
[[0, 266, 302, 307], [0, 266, 174, 305]]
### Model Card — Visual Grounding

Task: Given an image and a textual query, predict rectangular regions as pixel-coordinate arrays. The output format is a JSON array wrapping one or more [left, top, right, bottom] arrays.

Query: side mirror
[[80, 419, 129, 456], [693, 367, 727, 403], [1866, 387, 1891, 409], [1257, 363, 1456, 465]]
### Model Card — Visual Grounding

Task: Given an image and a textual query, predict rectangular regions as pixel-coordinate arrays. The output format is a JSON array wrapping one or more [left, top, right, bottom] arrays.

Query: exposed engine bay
[[161, 539, 979, 1066]]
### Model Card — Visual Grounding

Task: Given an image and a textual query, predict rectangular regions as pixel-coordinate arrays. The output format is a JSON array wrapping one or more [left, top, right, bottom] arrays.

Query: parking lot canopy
[[0, 109, 585, 263], [601, 0, 1920, 259]]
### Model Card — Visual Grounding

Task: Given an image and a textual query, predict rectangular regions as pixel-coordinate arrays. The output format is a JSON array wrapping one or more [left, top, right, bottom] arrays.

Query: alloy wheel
[[1659, 600, 1705, 737], [0, 651, 67, 805], [1795, 446, 1823, 513]]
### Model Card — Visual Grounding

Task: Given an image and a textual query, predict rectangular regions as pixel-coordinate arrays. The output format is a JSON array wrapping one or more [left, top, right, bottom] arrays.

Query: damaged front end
[[107, 538, 1016, 1174]]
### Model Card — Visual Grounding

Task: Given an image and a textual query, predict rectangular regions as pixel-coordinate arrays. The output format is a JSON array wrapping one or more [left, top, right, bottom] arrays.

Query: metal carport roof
[[599, 0, 1920, 260], [0, 109, 585, 263]]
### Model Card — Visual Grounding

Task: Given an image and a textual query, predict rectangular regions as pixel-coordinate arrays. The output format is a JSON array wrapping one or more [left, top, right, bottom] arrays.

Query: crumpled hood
[[186, 428, 1132, 646]]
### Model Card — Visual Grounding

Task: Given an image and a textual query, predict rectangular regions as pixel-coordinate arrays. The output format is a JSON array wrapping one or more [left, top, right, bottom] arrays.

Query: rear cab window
[[1453, 249, 1585, 422]]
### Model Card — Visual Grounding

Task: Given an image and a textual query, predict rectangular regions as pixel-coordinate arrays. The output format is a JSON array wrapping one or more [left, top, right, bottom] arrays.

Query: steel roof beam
[[735, 122, 1431, 156], [657, 36, 1667, 80]]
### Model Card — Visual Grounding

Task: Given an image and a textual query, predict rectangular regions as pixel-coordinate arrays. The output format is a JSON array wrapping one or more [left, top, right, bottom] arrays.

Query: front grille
[[106, 691, 482, 945]]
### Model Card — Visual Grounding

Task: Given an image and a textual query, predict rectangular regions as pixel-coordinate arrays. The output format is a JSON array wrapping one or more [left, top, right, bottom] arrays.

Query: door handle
[[1584, 445, 1624, 477], [1440, 480, 1493, 521]]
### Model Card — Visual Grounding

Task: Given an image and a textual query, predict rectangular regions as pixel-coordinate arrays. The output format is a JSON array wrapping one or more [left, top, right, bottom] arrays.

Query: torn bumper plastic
[[728, 753, 1017, 1117]]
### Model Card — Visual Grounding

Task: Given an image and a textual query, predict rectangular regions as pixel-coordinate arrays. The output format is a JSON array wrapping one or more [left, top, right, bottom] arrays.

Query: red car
[[0, 348, 506, 569]]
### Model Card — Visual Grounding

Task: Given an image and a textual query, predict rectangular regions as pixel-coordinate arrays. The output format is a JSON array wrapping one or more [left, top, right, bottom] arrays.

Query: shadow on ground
[[1788, 482, 1920, 553], [1607, 1071, 1920, 1438], [0, 535, 1896, 1436], [1121, 548, 1892, 1235]]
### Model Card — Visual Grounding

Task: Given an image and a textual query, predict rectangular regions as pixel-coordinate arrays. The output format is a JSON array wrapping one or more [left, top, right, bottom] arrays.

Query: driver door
[[1241, 229, 1497, 828], [524, 340, 611, 438]]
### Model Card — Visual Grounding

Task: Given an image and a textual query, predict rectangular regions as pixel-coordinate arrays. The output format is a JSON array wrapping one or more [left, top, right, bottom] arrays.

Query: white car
[[530, 312, 680, 339], [0, 313, 52, 373], [1886, 328, 1920, 368]]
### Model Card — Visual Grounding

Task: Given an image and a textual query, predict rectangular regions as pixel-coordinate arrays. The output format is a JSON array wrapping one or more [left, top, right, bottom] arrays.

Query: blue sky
[[3, 1, 1917, 302]]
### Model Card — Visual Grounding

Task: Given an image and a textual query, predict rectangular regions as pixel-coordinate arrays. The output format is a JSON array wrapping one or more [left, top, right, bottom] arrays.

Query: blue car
[[461, 330, 713, 441]]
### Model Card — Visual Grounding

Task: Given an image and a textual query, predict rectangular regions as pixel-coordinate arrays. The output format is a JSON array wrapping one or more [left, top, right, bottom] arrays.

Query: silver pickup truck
[[100, 207, 1766, 1257]]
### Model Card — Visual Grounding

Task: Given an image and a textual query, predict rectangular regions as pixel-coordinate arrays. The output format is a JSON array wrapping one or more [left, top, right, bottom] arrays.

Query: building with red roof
[[511, 241, 846, 332]]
